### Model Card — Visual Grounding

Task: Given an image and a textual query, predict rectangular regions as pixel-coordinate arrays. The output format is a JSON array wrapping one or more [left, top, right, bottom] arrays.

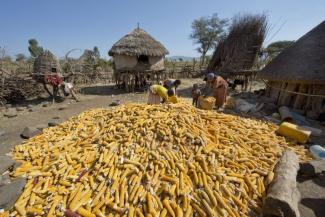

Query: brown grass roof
[[108, 28, 169, 57], [207, 14, 267, 75], [259, 21, 325, 83], [33, 50, 61, 74]]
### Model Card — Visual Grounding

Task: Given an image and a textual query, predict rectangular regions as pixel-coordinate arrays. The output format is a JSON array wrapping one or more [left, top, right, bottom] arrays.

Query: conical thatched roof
[[108, 28, 169, 57], [259, 21, 325, 83], [33, 50, 61, 74]]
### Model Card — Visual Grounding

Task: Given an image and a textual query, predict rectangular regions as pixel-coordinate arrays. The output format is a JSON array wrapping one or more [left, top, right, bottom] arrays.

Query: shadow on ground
[[80, 85, 145, 96], [11, 96, 58, 107], [301, 198, 325, 217], [312, 174, 325, 187], [177, 87, 192, 98], [298, 174, 325, 187]]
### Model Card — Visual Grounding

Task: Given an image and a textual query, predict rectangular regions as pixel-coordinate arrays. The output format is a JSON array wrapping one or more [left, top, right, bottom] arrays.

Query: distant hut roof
[[109, 28, 169, 57], [259, 21, 325, 83], [207, 14, 267, 75], [33, 50, 61, 74]]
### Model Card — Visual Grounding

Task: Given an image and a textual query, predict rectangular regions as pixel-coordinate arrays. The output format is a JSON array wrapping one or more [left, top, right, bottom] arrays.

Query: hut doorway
[[138, 55, 149, 64]]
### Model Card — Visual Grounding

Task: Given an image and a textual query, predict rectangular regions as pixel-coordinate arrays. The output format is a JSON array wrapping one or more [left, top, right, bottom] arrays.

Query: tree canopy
[[28, 39, 44, 58], [15, 53, 26, 62], [266, 40, 295, 58], [190, 13, 228, 66], [93, 46, 100, 59]]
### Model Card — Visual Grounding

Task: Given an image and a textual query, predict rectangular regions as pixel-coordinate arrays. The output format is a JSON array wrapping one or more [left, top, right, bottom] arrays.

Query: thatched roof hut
[[33, 50, 61, 75], [259, 21, 325, 84], [109, 27, 169, 91], [109, 28, 169, 57], [208, 14, 267, 77], [259, 21, 325, 118]]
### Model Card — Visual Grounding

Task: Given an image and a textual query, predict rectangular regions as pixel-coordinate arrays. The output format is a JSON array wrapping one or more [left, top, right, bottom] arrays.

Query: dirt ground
[[0, 78, 324, 217]]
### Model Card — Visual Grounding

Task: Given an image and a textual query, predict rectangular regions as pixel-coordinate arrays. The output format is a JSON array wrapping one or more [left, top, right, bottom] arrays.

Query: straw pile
[[208, 14, 268, 74]]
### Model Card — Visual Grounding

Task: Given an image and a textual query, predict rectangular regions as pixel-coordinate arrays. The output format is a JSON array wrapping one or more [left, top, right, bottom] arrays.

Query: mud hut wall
[[34, 59, 61, 75], [293, 84, 308, 109], [310, 84, 325, 114], [114, 55, 138, 70], [267, 81, 325, 115], [148, 56, 165, 70], [267, 81, 282, 101], [278, 83, 298, 106]]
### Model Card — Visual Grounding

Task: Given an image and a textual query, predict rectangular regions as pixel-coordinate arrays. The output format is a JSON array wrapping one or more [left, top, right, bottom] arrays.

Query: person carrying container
[[147, 84, 177, 104], [203, 73, 228, 108]]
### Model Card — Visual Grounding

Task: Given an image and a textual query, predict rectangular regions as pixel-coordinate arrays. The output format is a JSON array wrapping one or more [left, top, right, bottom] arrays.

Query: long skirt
[[214, 86, 227, 107], [147, 89, 161, 104]]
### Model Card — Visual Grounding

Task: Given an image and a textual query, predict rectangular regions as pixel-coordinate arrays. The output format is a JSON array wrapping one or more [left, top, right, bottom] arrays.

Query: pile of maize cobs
[[6, 102, 310, 217]]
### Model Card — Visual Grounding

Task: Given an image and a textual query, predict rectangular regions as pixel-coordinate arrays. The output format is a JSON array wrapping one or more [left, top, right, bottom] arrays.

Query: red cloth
[[44, 74, 64, 86]]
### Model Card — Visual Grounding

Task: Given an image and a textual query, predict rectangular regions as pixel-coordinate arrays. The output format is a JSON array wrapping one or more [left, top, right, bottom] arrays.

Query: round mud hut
[[33, 50, 61, 81], [109, 27, 169, 92], [259, 21, 325, 119]]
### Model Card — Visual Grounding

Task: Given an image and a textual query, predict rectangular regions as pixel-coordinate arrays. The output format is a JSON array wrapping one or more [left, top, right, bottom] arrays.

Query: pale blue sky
[[1, 0, 324, 58]]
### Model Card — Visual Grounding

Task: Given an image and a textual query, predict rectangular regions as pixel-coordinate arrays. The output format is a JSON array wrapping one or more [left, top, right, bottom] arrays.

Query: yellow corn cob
[[159, 208, 168, 217], [7, 102, 310, 217], [128, 205, 135, 217], [77, 207, 95, 217], [136, 208, 145, 217], [162, 199, 175, 217], [47, 195, 61, 217]]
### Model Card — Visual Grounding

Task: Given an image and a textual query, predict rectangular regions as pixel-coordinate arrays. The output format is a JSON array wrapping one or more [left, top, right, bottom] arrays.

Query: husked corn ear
[[7, 102, 310, 216]]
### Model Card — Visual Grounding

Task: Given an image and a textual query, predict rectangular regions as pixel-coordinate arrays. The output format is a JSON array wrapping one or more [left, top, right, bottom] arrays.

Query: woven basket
[[199, 96, 215, 110]]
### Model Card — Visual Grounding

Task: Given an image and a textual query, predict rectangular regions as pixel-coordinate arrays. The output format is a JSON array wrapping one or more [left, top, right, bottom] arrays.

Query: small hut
[[207, 14, 267, 90], [33, 50, 62, 97], [33, 50, 61, 78], [109, 27, 169, 91], [259, 21, 325, 118]]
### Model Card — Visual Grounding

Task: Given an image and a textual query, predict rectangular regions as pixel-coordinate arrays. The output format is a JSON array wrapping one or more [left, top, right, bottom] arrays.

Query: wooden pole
[[278, 83, 297, 106], [293, 84, 307, 110], [263, 150, 300, 217]]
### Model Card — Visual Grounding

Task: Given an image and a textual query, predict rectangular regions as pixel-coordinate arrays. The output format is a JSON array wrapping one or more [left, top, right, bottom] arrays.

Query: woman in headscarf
[[204, 73, 228, 108]]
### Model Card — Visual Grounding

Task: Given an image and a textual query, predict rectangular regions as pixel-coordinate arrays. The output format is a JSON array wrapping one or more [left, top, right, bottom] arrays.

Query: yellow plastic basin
[[277, 122, 311, 143]]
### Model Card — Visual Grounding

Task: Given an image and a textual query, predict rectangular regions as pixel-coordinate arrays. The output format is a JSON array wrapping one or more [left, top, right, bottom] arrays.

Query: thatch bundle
[[108, 28, 169, 57], [33, 50, 61, 76], [207, 14, 267, 75]]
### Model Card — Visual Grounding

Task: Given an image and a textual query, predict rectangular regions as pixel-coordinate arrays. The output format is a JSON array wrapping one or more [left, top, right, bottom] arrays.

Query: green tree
[[93, 46, 100, 59], [15, 53, 26, 62], [266, 40, 294, 59], [28, 39, 43, 58], [83, 50, 96, 64], [190, 13, 228, 67]]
